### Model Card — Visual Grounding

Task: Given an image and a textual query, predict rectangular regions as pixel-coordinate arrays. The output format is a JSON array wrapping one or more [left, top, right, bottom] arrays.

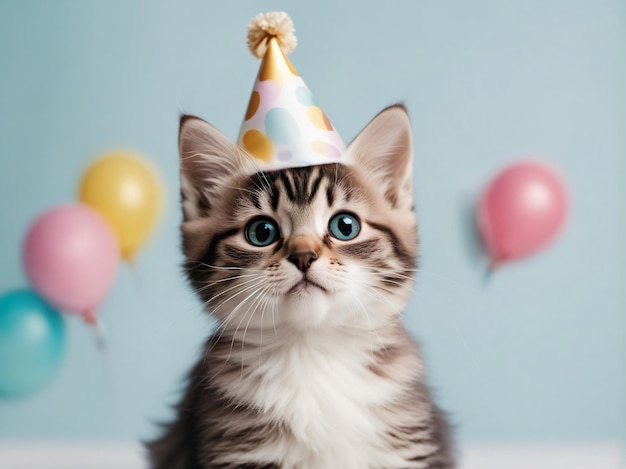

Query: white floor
[[461, 443, 623, 469], [0, 442, 622, 469]]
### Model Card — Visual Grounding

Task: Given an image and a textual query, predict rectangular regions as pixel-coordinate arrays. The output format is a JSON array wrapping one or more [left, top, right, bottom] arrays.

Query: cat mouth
[[287, 277, 327, 295]]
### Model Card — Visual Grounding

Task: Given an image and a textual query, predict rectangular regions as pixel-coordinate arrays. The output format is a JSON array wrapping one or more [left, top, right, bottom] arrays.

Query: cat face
[[179, 105, 417, 331]]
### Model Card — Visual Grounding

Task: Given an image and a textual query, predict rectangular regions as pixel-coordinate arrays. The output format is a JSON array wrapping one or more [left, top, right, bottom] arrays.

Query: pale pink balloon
[[478, 161, 568, 265], [22, 204, 119, 322]]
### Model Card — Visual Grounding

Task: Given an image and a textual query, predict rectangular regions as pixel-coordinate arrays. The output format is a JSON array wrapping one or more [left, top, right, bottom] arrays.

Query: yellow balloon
[[79, 151, 162, 262]]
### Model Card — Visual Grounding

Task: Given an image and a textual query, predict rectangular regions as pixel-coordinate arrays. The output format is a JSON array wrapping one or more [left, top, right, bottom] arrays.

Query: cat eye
[[244, 217, 280, 247], [328, 213, 361, 241]]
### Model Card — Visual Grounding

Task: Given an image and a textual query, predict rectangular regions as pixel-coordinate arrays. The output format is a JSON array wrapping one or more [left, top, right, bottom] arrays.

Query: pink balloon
[[478, 161, 568, 266], [22, 204, 119, 322]]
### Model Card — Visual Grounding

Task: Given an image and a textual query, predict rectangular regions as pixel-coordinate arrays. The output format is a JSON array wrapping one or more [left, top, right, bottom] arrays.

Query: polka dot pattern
[[277, 150, 292, 162], [296, 87, 315, 106], [245, 91, 260, 121], [256, 80, 281, 106], [242, 130, 273, 162], [265, 108, 300, 144], [311, 141, 341, 159], [307, 106, 333, 131]]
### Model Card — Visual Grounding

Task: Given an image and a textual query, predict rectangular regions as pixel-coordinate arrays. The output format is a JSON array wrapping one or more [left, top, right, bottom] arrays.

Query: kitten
[[147, 104, 455, 468]]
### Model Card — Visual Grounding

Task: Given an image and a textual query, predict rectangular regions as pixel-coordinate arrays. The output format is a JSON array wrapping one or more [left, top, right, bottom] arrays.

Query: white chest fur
[[225, 329, 416, 469]]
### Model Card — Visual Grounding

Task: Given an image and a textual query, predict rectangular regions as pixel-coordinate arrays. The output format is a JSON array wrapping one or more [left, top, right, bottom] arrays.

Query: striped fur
[[147, 105, 455, 468]]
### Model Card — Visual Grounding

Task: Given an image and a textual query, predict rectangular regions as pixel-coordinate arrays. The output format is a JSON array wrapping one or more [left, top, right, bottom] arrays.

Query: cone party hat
[[237, 12, 345, 169]]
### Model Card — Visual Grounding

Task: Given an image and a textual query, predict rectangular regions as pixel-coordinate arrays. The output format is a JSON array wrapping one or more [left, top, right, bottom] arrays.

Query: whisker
[[205, 280, 269, 353], [209, 281, 266, 379], [257, 290, 269, 369], [360, 264, 466, 288], [196, 274, 260, 291], [188, 261, 264, 273], [239, 285, 271, 381], [270, 293, 278, 335], [207, 277, 265, 309], [223, 285, 266, 365], [349, 291, 386, 356], [365, 287, 405, 318], [414, 268, 467, 287]]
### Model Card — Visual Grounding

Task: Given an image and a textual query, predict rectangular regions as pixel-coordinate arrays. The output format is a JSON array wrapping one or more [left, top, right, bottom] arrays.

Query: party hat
[[237, 12, 345, 169]]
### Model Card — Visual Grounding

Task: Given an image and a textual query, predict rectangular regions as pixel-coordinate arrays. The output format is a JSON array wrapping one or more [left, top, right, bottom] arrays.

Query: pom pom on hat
[[247, 11, 297, 58]]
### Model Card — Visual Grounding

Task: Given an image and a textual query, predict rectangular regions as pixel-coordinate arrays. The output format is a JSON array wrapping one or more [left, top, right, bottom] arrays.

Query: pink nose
[[288, 251, 318, 272]]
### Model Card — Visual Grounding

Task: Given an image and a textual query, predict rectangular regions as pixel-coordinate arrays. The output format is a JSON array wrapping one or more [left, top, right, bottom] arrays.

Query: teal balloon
[[0, 289, 66, 398]]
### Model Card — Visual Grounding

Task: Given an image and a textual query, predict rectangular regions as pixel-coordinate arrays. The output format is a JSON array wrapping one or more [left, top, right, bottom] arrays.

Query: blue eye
[[245, 218, 279, 247], [328, 213, 361, 241]]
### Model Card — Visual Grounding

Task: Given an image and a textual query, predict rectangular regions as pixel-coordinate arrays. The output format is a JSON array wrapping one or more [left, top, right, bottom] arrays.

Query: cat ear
[[179, 115, 251, 221], [346, 104, 414, 210]]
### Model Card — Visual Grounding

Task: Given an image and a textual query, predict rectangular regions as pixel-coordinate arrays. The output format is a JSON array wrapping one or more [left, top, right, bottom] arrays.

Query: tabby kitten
[[147, 104, 455, 469]]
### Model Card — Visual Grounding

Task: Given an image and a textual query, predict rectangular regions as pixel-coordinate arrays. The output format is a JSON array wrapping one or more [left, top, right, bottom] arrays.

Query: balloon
[[22, 204, 119, 323], [478, 161, 568, 266], [0, 289, 65, 398], [78, 151, 162, 262]]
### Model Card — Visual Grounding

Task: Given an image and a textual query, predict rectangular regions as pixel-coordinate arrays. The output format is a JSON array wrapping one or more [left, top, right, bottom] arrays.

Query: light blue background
[[0, 1, 623, 444]]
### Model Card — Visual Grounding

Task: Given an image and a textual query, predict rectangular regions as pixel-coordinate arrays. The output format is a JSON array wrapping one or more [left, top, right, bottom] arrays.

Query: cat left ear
[[179, 115, 253, 221], [346, 104, 414, 210]]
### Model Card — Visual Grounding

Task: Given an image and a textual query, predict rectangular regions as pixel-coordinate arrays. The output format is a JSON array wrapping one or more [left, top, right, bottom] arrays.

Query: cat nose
[[288, 250, 318, 272]]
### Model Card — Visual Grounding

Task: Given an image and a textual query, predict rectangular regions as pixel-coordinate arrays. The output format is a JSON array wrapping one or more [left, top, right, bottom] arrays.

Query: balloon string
[[483, 265, 493, 286], [91, 319, 117, 401], [128, 260, 142, 292], [92, 319, 107, 352], [483, 260, 500, 286]]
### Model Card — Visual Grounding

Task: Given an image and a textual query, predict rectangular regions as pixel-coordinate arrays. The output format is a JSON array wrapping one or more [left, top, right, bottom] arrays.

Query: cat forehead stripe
[[240, 164, 352, 207]]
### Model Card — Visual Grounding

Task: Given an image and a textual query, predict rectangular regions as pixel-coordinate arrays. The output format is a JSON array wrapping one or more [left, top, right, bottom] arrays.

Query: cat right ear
[[346, 105, 414, 211], [179, 115, 251, 221]]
